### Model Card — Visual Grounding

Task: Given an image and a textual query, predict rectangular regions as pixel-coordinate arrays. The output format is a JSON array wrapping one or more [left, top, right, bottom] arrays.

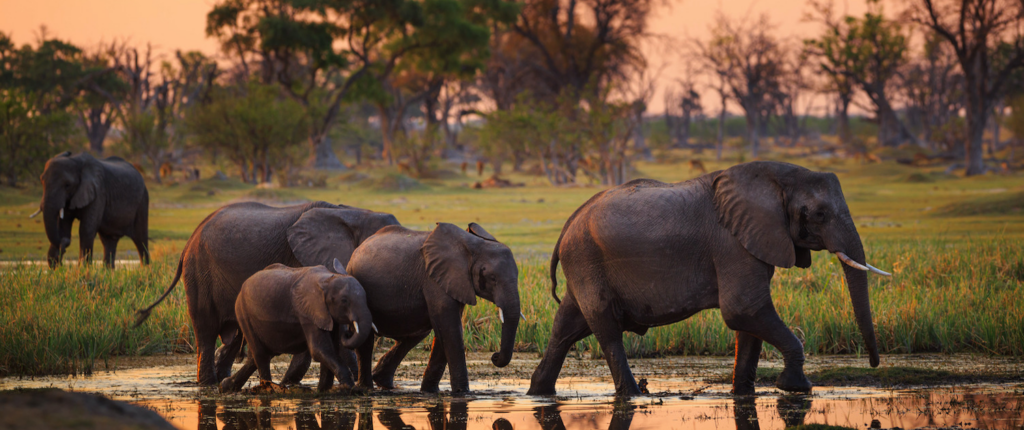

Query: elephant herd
[[37, 151, 890, 396]]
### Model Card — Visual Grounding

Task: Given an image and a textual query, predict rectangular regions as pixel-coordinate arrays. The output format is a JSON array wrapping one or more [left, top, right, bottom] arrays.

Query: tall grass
[[0, 258, 190, 376], [2, 237, 1022, 377]]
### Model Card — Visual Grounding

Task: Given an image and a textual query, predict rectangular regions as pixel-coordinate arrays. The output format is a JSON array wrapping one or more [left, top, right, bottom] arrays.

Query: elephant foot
[[254, 381, 287, 394], [775, 367, 812, 393], [219, 378, 240, 393], [730, 383, 756, 396], [526, 385, 556, 396], [372, 372, 396, 390], [420, 383, 440, 394], [349, 384, 371, 395]]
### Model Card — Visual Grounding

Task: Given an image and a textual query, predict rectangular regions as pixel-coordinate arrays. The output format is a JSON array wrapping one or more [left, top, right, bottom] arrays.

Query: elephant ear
[[712, 164, 796, 268], [293, 273, 333, 331], [466, 222, 497, 241], [422, 223, 477, 305], [287, 208, 362, 268], [70, 160, 102, 209]]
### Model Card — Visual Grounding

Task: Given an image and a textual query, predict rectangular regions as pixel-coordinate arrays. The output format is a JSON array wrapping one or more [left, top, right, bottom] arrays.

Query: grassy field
[[1, 152, 1023, 376]]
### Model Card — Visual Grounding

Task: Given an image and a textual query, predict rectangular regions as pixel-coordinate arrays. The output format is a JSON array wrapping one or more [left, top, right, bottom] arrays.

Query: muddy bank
[[0, 388, 176, 430], [2, 353, 1022, 430]]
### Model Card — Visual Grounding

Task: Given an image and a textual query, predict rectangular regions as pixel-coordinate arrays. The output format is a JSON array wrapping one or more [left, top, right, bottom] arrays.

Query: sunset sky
[[0, 0, 877, 114]]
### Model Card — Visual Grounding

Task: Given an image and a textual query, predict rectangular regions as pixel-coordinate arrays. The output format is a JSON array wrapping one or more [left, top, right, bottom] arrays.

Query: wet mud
[[2, 353, 1022, 430]]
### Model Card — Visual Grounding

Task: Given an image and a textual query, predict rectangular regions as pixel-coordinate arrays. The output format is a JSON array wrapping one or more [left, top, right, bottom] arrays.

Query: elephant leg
[[584, 314, 640, 396], [420, 335, 449, 393], [429, 306, 470, 393], [372, 333, 429, 390], [307, 334, 354, 392], [732, 331, 763, 395], [355, 332, 376, 390], [528, 293, 592, 395], [219, 354, 258, 393], [130, 234, 149, 266], [78, 222, 98, 266], [133, 203, 150, 265], [193, 321, 221, 386], [98, 233, 118, 269], [725, 303, 811, 393], [280, 351, 312, 386], [215, 324, 244, 382]]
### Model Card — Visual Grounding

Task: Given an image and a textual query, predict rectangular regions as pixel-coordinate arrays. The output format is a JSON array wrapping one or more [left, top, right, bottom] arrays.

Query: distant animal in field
[[528, 161, 890, 396], [218, 260, 372, 394], [913, 152, 929, 166], [34, 151, 149, 269], [460, 161, 468, 175], [398, 161, 413, 175], [689, 159, 706, 174], [133, 201, 399, 386], [476, 160, 485, 177], [346, 222, 521, 393], [159, 162, 173, 180]]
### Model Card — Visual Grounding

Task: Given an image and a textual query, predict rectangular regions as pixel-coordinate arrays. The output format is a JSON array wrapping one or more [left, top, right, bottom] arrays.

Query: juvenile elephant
[[134, 201, 399, 385], [34, 151, 149, 269], [345, 222, 521, 393], [528, 161, 891, 396], [219, 260, 372, 393]]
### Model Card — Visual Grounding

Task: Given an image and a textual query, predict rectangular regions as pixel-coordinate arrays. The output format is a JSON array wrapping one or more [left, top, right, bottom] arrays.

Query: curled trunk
[[340, 309, 373, 350], [491, 299, 521, 368]]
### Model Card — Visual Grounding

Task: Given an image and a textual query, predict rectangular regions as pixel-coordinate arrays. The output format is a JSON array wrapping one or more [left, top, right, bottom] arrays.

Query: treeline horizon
[[4, 0, 1024, 188]]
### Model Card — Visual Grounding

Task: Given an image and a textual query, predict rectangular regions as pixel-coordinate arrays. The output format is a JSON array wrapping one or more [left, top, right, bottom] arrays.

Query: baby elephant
[[219, 260, 372, 393]]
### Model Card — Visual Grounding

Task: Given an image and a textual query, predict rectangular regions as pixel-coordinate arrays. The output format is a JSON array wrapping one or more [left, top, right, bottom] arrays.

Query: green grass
[[2, 151, 1024, 376]]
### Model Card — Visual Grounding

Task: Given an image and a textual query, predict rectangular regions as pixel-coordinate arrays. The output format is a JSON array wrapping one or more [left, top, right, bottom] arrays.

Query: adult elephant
[[33, 151, 149, 269], [134, 201, 399, 386], [345, 222, 520, 393], [527, 161, 891, 397]]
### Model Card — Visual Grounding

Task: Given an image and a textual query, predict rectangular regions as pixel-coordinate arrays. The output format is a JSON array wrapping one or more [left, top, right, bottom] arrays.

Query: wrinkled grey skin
[[134, 201, 399, 386], [528, 161, 881, 397], [39, 151, 149, 269], [345, 222, 521, 394], [219, 262, 373, 393]]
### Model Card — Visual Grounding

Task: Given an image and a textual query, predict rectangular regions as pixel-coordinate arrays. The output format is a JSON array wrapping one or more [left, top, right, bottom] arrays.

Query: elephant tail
[[133, 252, 184, 327], [550, 241, 562, 304]]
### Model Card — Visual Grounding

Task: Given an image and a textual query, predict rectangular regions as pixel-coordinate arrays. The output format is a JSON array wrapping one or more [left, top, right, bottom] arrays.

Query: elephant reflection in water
[[532, 396, 812, 430], [197, 399, 510, 430], [734, 396, 813, 430]]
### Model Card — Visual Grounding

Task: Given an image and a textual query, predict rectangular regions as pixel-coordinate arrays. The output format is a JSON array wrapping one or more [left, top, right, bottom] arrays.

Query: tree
[[116, 47, 217, 183], [75, 41, 129, 154], [0, 32, 82, 186], [807, 0, 915, 148], [206, 0, 516, 169], [698, 13, 785, 159], [188, 81, 308, 183], [901, 32, 964, 152], [906, 0, 1024, 175]]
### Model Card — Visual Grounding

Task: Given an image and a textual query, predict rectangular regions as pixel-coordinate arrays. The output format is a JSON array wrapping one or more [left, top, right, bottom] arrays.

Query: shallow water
[[3, 361, 1023, 430]]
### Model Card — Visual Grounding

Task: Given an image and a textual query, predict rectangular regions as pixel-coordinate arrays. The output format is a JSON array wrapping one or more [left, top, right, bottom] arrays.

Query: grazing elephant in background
[[528, 161, 891, 397], [133, 201, 399, 386], [33, 151, 149, 269], [345, 222, 521, 394], [219, 260, 372, 393]]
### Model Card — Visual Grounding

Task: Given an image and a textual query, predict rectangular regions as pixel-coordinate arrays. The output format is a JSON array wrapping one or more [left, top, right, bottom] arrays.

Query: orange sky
[[0, 0, 877, 114]]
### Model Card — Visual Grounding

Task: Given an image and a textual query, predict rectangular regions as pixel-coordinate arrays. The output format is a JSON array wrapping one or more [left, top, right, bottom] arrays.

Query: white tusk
[[59, 208, 64, 219], [372, 323, 379, 334], [353, 322, 360, 335], [498, 309, 504, 324], [521, 312, 526, 321], [29, 209, 41, 218], [835, 252, 868, 271], [865, 263, 892, 277]]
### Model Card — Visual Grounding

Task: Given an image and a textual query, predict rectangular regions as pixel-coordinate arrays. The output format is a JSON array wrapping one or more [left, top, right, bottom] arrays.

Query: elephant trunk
[[834, 226, 880, 368], [42, 193, 67, 268], [491, 298, 520, 368], [340, 307, 373, 350]]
